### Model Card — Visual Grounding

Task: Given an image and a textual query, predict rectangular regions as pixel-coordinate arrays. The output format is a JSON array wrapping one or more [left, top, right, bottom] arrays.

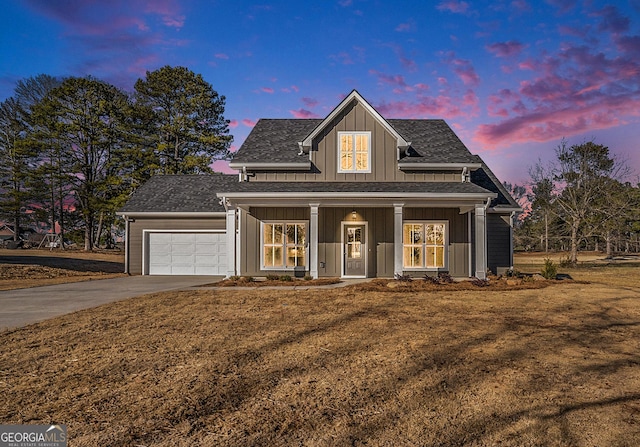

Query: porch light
[[352, 210, 357, 220]]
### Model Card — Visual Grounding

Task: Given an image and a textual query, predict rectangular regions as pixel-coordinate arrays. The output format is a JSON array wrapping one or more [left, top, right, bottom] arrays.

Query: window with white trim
[[338, 131, 371, 173], [262, 222, 307, 269], [403, 222, 448, 269]]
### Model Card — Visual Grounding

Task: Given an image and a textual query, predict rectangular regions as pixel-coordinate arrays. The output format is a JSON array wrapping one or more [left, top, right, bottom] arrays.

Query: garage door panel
[[148, 232, 226, 275]]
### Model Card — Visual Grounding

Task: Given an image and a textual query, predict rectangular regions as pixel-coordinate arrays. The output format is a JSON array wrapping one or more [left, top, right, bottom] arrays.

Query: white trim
[[226, 207, 237, 278], [474, 204, 488, 279], [219, 191, 497, 200], [309, 204, 319, 279], [301, 90, 409, 149], [337, 131, 372, 174], [394, 204, 404, 277], [398, 163, 482, 171], [468, 210, 473, 278], [259, 220, 309, 271], [142, 229, 227, 276], [229, 162, 311, 171], [341, 221, 368, 278], [401, 220, 450, 271], [116, 212, 226, 218]]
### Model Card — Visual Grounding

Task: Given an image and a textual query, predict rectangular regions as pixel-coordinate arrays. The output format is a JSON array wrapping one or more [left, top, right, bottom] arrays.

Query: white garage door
[[147, 232, 226, 275]]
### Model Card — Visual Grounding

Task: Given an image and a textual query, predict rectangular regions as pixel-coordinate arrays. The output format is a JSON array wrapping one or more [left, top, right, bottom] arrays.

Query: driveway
[[0, 275, 221, 330]]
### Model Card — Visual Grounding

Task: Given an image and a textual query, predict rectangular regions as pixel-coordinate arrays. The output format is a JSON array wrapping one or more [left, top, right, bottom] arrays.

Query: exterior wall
[[403, 208, 470, 277], [239, 206, 468, 278], [240, 207, 310, 277], [487, 213, 512, 275], [251, 101, 460, 183], [128, 217, 226, 275]]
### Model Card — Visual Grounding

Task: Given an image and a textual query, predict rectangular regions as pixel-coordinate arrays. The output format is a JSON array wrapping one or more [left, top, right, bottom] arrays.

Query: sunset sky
[[1, 0, 639, 184]]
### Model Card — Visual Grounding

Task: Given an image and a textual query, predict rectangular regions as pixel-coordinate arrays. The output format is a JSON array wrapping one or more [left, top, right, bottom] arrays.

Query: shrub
[[240, 276, 255, 282], [229, 275, 241, 281], [394, 273, 413, 282], [438, 272, 454, 284], [559, 255, 574, 268], [506, 268, 521, 278], [266, 274, 280, 281], [471, 277, 490, 287], [279, 275, 293, 282], [541, 258, 558, 280], [423, 274, 439, 284], [303, 275, 313, 281]]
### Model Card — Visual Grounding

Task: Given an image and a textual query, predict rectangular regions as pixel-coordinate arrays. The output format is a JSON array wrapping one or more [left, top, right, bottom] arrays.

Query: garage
[[146, 232, 226, 275]]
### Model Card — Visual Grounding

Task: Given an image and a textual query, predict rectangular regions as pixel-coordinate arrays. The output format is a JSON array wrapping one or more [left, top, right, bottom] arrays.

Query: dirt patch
[[0, 248, 125, 290], [1, 266, 639, 446], [212, 277, 342, 287]]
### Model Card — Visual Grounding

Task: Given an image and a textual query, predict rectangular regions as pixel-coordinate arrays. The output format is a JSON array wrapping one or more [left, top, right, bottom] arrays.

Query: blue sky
[[2, 0, 639, 184]]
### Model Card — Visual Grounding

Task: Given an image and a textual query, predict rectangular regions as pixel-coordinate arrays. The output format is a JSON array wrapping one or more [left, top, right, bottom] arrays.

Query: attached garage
[[145, 231, 227, 275]]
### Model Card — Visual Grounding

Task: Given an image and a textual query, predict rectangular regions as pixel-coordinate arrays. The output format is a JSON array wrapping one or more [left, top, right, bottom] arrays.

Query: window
[[403, 222, 447, 269], [262, 222, 307, 269], [338, 131, 371, 173]]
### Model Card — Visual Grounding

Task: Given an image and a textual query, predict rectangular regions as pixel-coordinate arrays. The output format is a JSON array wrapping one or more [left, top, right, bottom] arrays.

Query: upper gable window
[[338, 132, 371, 173]]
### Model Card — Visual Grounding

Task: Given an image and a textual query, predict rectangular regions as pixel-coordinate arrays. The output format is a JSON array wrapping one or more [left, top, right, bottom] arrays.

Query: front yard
[[1, 260, 639, 446]]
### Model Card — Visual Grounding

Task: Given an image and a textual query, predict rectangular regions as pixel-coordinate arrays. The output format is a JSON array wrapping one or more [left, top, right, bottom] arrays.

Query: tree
[[528, 165, 556, 252], [0, 98, 31, 240], [32, 77, 132, 250], [134, 66, 232, 174], [552, 140, 627, 264]]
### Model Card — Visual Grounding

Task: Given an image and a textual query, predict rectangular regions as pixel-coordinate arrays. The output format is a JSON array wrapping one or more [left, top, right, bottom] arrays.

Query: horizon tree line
[[0, 66, 232, 250]]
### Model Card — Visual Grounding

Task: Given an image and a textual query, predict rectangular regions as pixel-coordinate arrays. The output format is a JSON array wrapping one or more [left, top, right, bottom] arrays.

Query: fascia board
[[228, 162, 311, 171], [398, 163, 483, 171], [116, 212, 227, 218], [300, 90, 409, 148], [218, 191, 497, 200]]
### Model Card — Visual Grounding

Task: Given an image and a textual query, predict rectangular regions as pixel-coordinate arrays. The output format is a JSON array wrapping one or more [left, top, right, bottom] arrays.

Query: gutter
[[228, 162, 312, 171], [115, 212, 227, 218], [398, 162, 483, 171]]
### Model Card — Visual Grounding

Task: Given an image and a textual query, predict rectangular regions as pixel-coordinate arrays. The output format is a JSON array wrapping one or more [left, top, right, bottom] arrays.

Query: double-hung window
[[262, 222, 307, 269], [403, 222, 448, 269], [338, 131, 371, 173]]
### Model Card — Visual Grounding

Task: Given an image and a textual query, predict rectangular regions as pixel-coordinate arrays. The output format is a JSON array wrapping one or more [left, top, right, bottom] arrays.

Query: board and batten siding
[[403, 208, 470, 277], [487, 213, 512, 275], [240, 206, 468, 278], [251, 101, 460, 183], [128, 217, 226, 275]]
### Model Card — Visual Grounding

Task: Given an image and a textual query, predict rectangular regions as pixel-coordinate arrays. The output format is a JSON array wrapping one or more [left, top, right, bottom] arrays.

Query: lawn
[[1, 255, 640, 446]]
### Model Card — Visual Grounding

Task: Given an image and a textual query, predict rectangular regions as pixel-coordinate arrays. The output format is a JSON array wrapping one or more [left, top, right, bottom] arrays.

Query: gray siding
[[403, 208, 470, 277], [251, 101, 460, 183], [128, 217, 226, 275], [487, 213, 512, 275], [239, 206, 468, 278]]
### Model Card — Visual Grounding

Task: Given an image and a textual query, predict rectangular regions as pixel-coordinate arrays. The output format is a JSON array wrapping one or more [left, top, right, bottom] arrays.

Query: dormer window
[[338, 131, 371, 173]]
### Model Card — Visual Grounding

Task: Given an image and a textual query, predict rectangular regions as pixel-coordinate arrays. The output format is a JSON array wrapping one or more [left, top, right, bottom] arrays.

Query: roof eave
[[116, 211, 227, 218], [229, 161, 312, 171], [398, 162, 483, 171]]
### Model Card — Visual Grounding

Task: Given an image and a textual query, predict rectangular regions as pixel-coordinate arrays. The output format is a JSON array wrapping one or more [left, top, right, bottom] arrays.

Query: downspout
[[123, 215, 130, 275], [510, 211, 516, 270]]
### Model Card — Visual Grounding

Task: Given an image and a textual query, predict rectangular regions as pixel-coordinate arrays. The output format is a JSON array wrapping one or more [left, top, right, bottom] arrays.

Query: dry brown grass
[[0, 248, 124, 290], [1, 263, 640, 446]]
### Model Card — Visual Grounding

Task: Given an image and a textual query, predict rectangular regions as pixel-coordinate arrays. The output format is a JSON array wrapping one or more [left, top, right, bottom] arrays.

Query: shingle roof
[[230, 119, 321, 164], [216, 181, 492, 195], [231, 118, 480, 165], [119, 174, 237, 213], [471, 155, 521, 209], [388, 119, 480, 164]]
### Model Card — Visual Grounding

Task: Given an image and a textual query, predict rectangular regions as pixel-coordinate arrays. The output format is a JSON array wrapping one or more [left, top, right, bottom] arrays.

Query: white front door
[[343, 224, 366, 277]]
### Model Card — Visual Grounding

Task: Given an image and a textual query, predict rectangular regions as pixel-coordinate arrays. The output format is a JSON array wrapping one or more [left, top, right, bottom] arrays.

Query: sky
[[1, 0, 639, 185]]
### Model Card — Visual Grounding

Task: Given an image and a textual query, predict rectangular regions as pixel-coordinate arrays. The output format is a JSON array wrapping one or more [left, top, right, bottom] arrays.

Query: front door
[[344, 224, 366, 277]]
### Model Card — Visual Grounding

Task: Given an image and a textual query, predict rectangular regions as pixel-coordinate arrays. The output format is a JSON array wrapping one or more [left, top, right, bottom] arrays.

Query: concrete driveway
[[0, 275, 222, 330]]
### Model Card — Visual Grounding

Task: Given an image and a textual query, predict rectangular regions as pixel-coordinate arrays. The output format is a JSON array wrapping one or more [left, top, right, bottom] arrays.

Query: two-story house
[[118, 90, 520, 279]]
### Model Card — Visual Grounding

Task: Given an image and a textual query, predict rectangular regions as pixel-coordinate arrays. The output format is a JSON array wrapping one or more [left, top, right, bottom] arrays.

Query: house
[[118, 91, 520, 279]]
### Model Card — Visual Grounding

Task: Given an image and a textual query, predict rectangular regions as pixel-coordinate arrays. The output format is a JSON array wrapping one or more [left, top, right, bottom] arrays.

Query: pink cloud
[[436, 0, 470, 14], [330, 52, 354, 65], [369, 70, 409, 89], [395, 20, 415, 32], [450, 58, 480, 87], [261, 87, 274, 94], [290, 109, 320, 118], [591, 5, 630, 34], [228, 120, 238, 128], [242, 119, 256, 127], [486, 40, 525, 58], [215, 53, 229, 60], [302, 97, 318, 108], [510, 0, 531, 12]]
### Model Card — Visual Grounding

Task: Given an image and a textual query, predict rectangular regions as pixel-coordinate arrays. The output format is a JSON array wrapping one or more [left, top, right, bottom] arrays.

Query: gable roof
[[471, 155, 521, 210], [118, 174, 237, 214], [300, 90, 410, 149]]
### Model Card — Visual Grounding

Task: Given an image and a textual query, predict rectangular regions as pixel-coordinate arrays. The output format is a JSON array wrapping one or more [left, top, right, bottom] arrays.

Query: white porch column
[[474, 203, 487, 279], [226, 205, 237, 278], [309, 203, 319, 279], [394, 203, 404, 277]]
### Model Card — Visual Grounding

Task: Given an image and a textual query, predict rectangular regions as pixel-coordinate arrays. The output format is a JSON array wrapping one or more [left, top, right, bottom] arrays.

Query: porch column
[[226, 205, 237, 278], [474, 203, 487, 279], [394, 203, 404, 277], [309, 203, 319, 279]]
